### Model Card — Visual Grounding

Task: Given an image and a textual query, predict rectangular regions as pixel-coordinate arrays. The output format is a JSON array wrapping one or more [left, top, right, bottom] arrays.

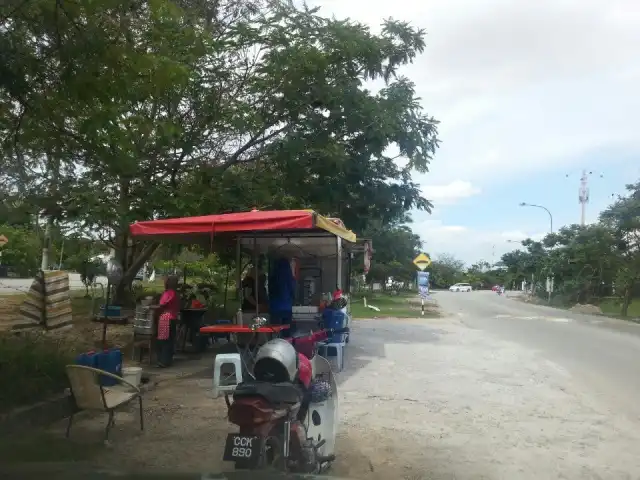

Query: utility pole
[[569, 169, 603, 226], [579, 169, 589, 226]]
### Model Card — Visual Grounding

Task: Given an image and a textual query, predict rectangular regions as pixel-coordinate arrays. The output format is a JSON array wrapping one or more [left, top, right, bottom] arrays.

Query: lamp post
[[519, 202, 553, 233]]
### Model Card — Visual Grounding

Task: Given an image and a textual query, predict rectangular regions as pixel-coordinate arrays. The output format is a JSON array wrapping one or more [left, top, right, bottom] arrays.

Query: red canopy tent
[[129, 209, 356, 245], [130, 209, 356, 325]]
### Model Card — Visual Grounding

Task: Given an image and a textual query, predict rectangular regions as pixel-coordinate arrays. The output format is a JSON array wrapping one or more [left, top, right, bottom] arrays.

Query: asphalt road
[[435, 289, 640, 421], [0, 274, 109, 295]]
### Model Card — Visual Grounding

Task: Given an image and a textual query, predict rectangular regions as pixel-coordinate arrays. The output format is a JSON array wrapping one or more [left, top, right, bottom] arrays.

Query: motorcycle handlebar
[[330, 327, 350, 336], [289, 327, 350, 344]]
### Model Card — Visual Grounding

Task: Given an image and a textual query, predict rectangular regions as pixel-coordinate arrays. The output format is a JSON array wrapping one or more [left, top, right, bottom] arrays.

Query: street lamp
[[519, 202, 553, 233]]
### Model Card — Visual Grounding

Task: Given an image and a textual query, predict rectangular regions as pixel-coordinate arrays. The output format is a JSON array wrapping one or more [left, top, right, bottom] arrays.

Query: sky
[[307, 0, 640, 265]]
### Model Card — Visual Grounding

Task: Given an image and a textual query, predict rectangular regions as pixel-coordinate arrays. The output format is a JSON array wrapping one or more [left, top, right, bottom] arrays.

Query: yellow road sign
[[413, 253, 431, 270], [0, 235, 8, 247]]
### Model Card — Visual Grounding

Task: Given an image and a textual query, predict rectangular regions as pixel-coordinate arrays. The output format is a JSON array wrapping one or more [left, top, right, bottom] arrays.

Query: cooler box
[[322, 309, 346, 343], [99, 305, 122, 318]]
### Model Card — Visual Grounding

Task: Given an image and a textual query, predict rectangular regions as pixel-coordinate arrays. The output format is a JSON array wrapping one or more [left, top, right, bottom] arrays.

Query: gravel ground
[[32, 314, 640, 479]]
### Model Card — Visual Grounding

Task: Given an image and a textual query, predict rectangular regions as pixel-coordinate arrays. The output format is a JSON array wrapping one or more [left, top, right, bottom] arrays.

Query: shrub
[[0, 333, 73, 413]]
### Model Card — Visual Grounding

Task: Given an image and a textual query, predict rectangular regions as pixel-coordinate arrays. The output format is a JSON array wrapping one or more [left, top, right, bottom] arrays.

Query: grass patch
[[0, 333, 74, 414], [599, 298, 640, 318], [350, 291, 438, 318]]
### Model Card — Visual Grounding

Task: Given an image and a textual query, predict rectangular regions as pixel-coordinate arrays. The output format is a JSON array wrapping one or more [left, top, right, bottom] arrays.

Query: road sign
[[0, 235, 8, 247], [413, 253, 431, 270]]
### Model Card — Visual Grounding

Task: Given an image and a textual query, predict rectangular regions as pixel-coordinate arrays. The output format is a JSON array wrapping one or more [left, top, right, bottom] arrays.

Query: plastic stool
[[318, 343, 345, 372], [213, 353, 243, 398]]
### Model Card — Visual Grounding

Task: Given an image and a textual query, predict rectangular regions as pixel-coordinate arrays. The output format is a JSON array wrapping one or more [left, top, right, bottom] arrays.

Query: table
[[199, 324, 290, 377]]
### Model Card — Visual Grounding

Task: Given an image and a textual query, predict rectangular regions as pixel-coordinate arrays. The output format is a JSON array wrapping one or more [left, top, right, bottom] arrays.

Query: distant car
[[449, 283, 472, 292], [491, 285, 499, 292]]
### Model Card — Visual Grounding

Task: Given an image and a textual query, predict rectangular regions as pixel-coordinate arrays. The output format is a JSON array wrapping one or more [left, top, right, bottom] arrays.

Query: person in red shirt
[[157, 275, 180, 367]]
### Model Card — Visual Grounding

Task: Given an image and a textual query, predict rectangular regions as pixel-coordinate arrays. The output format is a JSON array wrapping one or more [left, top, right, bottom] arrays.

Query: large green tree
[[600, 181, 640, 316], [1, 0, 438, 300], [360, 222, 423, 284]]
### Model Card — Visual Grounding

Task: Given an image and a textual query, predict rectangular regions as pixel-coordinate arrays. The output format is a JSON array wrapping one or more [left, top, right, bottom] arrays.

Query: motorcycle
[[222, 327, 349, 473]]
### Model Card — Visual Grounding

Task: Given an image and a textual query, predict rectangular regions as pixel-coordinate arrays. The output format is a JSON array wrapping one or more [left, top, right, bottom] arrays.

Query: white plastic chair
[[213, 353, 243, 398], [318, 342, 345, 372], [65, 365, 144, 441]]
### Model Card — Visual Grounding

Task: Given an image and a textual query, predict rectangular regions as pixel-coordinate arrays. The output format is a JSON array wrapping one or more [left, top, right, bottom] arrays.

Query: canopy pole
[[336, 236, 342, 291], [236, 237, 241, 300], [253, 237, 258, 318]]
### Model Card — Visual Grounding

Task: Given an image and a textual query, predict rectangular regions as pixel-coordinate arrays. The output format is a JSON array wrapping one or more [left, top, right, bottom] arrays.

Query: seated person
[[241, 264, 268, 312]]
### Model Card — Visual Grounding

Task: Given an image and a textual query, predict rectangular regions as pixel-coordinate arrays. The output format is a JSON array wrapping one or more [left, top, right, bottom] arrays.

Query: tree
[[0, 225, 42, 277], [600, 181, 640, 316], [494, 181, 640, 313], [352, 221, 423, 286], [2, 0, 439, 302], [429, 253, 464, 288]]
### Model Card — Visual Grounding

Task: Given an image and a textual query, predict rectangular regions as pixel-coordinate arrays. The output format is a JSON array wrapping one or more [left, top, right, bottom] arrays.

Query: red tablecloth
[[199, 324, 290, 334]]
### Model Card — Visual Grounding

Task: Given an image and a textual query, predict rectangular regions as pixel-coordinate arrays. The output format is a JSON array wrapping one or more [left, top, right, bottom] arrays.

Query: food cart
[[129, 209, 356, 340]]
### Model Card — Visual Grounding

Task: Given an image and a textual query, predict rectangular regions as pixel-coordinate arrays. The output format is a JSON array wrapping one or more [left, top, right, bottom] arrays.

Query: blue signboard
[[417, 271, 430, 298]]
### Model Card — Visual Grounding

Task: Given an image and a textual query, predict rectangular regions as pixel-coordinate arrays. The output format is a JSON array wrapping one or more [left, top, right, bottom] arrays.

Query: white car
[[449, 283, 472, 292]]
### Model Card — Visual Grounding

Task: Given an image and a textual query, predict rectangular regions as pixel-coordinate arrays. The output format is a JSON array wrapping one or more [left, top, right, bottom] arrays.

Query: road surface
[[436, 290, 640, 420], [0, 274, 109, 295]]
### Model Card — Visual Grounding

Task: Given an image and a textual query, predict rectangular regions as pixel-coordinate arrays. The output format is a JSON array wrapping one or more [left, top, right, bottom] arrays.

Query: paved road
[[435, 290, 640, 420], [0, 274, 109, 295]]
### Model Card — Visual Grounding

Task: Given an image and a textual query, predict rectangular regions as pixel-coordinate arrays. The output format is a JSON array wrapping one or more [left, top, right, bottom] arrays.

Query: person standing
[[241, 264, 268, 313], [268, 257, 296, 338], [156, 275, 180, 367]]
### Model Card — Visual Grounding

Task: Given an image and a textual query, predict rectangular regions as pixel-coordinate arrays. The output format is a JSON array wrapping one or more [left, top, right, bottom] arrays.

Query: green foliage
[[0, 333, 73, 413], [1, 0, 439, 296], [499, 181, 640, 316], [153, 251, 233, 289], [361, 223, 423, 284], [429, 253, 465, 288], [0, 224, 41, 276]]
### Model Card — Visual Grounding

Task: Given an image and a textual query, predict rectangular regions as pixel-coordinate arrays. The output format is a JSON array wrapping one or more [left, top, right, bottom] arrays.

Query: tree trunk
[[112, 242, 159, 305], [621, 287, 632, 317], [40, 218, 52, 271]]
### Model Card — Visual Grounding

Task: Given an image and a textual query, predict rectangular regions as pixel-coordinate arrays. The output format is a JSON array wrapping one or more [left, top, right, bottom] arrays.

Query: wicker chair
[[65, 365, 144, 441]]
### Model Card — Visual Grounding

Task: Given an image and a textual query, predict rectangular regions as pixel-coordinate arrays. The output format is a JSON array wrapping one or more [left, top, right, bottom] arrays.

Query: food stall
[[129, 209, 356, 340]]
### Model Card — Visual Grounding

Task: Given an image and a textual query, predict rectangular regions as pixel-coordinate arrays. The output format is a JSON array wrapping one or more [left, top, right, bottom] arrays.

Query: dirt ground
[[5, 313, 640, 479]]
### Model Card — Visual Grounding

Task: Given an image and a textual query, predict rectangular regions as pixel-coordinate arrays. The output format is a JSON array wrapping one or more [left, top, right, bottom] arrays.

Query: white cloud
[[412, 219, 545, 265], [422, 180, 481, 205], [306, 0, 640, 186], [305, 0, 639, 262]]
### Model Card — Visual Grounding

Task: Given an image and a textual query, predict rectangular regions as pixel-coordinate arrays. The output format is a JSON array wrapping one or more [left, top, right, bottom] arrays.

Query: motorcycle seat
[[233, 381, 303, 405]]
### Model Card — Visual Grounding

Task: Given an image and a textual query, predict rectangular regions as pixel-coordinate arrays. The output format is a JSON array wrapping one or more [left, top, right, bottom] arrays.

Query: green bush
[[0, 333, 73, 413]]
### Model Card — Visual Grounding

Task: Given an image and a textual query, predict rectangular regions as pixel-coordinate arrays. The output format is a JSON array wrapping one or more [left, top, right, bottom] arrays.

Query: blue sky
[[308, 0, 639, 264]]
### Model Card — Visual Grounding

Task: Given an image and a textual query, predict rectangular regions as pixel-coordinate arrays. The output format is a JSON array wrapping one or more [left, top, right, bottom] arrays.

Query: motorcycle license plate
[[223, 434, 261, 464]]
